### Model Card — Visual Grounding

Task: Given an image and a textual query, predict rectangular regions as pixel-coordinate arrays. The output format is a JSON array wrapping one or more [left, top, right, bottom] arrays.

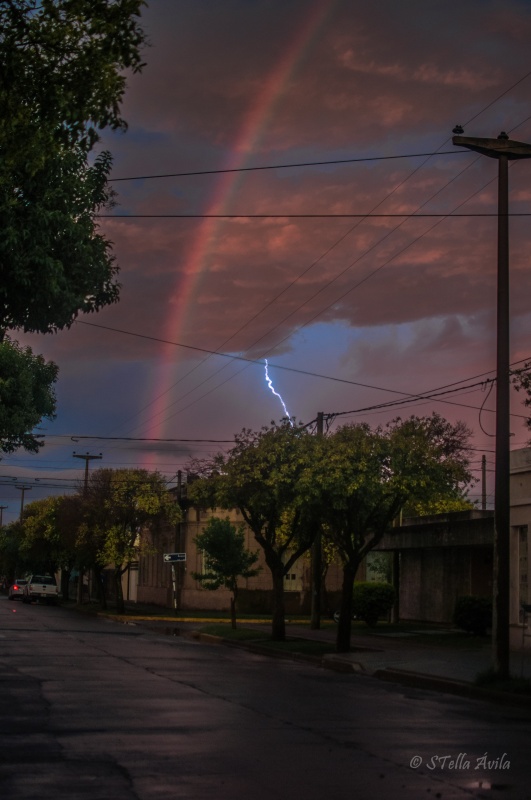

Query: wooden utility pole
[[453, 131, 531, 677], [16, 485, 32, 520], [310, 412, 324, 629], [482, 455, 487, 511], [73, 452, 102, 603]]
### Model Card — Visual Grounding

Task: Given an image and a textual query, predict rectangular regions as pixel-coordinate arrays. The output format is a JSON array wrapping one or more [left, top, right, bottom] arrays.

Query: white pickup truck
[[22, 574, 59, 605]]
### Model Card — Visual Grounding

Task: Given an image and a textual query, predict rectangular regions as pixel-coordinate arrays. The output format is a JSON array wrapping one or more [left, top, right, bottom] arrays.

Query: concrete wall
[[398, 547, 492, 623], [136, 505, 342, 613]]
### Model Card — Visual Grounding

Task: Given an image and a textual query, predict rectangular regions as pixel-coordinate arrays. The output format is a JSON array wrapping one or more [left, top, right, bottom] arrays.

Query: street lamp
[[453, 130, 531, 678]]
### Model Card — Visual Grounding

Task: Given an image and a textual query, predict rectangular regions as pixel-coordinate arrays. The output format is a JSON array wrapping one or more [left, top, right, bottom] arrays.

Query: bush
[[353, 581, 396, 627], [453, 596, 492, 636]]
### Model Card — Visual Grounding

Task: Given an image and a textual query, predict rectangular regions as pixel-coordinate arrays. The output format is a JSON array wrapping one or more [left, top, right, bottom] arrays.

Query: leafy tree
[[512, 361, 531, 439], [0, 520, 26, 580], [189, 422, 320, 641], [21, 495, 84, 599], [82, 468, 181, 613], [0, 0, 147, 451], [0, 0, 147, 334], [313, 414, 473, 652], [192, 517, 260, 629], [0, 147, 120, 334], [0, 337, 57, 453]]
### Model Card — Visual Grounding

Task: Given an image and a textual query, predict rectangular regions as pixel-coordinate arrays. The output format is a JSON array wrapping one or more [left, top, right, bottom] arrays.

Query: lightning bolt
[[264, 359, 293, 425]]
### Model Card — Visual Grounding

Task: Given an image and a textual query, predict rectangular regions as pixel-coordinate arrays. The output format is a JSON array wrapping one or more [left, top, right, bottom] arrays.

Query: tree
[[189, 422, 320, 641], [313, 414, 473, 652], [21, 494, 84, 599], [0, 337, 57, 453], [0, 147, 120, 334], [0, 0, 147, 452], [512, 361, 531, 438], [192, 517, 260, 629], [0, 520, 26, 580], [0, 0, 147, 334], [82, 468, 181, 613]]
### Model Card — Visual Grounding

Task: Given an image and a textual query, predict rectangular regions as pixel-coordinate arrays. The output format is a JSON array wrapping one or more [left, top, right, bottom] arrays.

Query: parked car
[[22, 574, 58, 605], [8, 579, 28, 600]]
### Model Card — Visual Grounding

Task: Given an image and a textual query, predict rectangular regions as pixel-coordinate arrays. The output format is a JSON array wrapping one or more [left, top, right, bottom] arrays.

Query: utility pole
[[0, 505, 7, 526], [73, 452, 102, 603], [310, 412, 324, 629], [73, 451, 102, 494], [453, 130, 531, 678], [482, 455, 487, 512], [16, 485, 32, 520]]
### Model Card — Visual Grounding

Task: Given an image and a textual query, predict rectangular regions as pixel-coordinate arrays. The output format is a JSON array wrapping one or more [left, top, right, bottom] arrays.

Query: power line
[[47, 434, 234, 443], [108, 150, 468, 182], [98, 212, 531, 219], [101, 75, 531, 434], [76, 319, 531, 421]]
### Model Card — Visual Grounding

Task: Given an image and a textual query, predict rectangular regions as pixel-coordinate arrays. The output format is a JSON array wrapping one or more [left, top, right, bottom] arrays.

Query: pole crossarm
[[453, 134, 531, 160]]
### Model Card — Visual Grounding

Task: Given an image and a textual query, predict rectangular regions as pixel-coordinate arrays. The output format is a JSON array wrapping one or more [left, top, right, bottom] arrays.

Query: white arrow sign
[[163, 553, 186, 563]]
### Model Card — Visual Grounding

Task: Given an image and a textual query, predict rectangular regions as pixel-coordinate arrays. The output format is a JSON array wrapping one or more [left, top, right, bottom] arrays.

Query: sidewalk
[[112, 607, 531, 702]]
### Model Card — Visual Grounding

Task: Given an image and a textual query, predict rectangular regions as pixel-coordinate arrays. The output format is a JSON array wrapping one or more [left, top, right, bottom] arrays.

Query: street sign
[[163, 553, 186, 563]]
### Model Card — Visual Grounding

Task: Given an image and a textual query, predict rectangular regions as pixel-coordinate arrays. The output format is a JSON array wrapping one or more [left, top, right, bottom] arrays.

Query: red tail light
[[13, 585, 18, 590]]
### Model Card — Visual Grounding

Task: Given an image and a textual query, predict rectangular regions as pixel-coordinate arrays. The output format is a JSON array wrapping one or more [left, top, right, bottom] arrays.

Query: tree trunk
[[76, 568, 84, 604], [115, 569, 125, 614], [61, 569, 71, 602], [336, 562, 356, 653], [271, 567, 286, 641], [230, 595, 237, 629], [94, 565, 107, 610]]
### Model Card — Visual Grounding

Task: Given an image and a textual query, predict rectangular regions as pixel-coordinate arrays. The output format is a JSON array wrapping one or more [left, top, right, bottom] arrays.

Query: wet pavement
[[106, 608, 531, 700]]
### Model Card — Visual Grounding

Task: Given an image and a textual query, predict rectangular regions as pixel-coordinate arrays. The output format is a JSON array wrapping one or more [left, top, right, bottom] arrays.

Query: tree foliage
[[0, 0, 147, 334], [192, 517, 260, 629], [0, 337, 57, 453], [0, 494, 82, 588], [82, 468, 181, 612], [512, 361, 531, 439], [313, 413, 473, 651], [0, 0, 146, 453], [189, 422, 320, 641]]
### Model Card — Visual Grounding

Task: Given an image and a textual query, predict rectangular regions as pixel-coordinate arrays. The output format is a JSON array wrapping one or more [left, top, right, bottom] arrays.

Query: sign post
[[163, 554, 187, 611]]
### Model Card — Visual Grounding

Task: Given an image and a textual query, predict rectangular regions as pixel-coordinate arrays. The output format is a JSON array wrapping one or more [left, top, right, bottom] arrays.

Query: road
[[0, 598, 529, 799]]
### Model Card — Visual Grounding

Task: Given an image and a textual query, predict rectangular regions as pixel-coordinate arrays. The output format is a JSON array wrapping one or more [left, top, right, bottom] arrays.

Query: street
[[0, 598, 529, 799]]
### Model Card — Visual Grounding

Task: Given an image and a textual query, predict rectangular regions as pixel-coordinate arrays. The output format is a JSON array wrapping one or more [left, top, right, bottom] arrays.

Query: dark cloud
[[8, 0, 531, 523]]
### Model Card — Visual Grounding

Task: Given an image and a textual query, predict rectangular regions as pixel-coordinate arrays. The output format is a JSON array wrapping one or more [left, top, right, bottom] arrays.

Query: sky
[[3, 0, 531, 523]]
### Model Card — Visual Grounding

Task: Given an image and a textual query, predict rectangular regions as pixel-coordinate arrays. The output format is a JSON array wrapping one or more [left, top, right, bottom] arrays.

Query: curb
[[373, 667, 531, 706], [191, 631, 324, 666], [90, 611, 531, 707]]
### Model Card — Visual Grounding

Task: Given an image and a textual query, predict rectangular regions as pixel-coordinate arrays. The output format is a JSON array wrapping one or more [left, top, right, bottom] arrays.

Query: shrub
[[353, 581, 396, 626], [453, 596, 492, 636]]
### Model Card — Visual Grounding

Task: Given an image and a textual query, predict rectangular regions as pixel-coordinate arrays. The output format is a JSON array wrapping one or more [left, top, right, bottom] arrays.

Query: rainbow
[[142, 0, 338, 458]]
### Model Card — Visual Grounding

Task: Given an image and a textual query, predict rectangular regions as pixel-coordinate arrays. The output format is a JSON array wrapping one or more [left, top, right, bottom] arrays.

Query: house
[[372, 509, 494, 623], [134, 447, 531, 642], [136, 501, 348, 615]]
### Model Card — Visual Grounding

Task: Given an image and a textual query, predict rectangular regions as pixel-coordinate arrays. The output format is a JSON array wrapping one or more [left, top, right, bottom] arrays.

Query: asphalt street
[[0, 598, 529, 799]]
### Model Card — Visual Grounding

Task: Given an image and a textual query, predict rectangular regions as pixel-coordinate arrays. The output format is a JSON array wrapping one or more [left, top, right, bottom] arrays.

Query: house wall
[[398, 547, 492, 623], [510, 448, 531, 648], [374, 511, 495, 625], [136, 505, 348, 614]]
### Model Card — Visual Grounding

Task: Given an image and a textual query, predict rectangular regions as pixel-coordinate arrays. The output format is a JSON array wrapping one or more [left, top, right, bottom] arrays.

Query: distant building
[[132, 448, 531, 646]]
